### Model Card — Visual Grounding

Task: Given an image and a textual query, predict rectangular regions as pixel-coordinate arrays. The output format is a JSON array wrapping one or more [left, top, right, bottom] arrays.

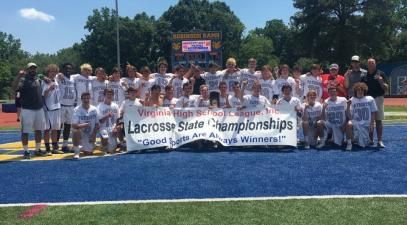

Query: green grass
[[1, 198, 407, 225], [384, 105, 407, 112], [0, 126, 19, 131]]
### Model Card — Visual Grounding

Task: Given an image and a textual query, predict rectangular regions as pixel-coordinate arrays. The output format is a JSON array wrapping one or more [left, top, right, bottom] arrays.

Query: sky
[[0, 0, 296, 54]]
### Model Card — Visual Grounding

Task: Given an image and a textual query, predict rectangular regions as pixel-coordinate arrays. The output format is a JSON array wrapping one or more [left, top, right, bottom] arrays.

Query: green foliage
[[238, 34, 275, 68], [295, 57, 318, 72]]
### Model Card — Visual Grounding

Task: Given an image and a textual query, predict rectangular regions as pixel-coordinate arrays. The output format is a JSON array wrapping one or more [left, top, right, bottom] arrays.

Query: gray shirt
[[18, 75, 43, 110], [347, 68, 367, 97]]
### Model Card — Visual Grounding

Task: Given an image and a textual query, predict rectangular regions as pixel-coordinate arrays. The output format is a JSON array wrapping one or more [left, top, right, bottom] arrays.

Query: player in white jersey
[[72, 92, 99, 159], [176, 82, 197, 108], [300, 64, 323, 102], [135, 66, 154, 99], [151, 60, 173, 94], [222, 58, 241, 95], [107, 67, 126, 105], [242, 81, 271, 108], [216, 81, 231, 108], [292, 65, 303, 99], [91, 67, 107, 106], [121, 64, 140, 90], [42, 64, 63, 155], [163, 85, 178, 107], [240, 58, 261, 95], [301, 90, 324, 149], [71, 63, 93, 105], [97, 88, 120, 154], [201, 63, 223, 95], [228, 81, 244, 108], [273, 64, 296, 99], [317, 86, 348, 148], [170, 65, 189, 98], [194, 84, 210, 107], [345, 82, 378, 150], [56, 63, 76, 152], [259, 65, 275, 103]]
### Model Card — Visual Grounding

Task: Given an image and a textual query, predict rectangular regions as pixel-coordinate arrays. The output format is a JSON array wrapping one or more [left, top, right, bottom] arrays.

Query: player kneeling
[[301, 90, 324, 149], [345, 82, 377, 150], [72, 92, 99, 159], [97, 88, 120, 154]]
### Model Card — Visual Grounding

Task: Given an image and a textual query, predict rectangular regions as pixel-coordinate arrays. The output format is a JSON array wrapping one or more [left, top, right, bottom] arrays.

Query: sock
[[35, 143, 41, 151], [347, 139, 352, 144], [52, 142, 58, 150], [63, 140, 68, 147], [45, 143, 50, 151], [23, 145, 29, 151]]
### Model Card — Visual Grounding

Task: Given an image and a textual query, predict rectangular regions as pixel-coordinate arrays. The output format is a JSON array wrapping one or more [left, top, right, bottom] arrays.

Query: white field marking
[[1, 194, 407, 207]]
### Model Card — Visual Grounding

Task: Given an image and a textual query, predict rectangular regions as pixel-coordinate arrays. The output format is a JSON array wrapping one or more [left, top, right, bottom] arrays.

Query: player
[[194, 84, 210, 108], [222, 58, 241, 95], [151, 59, 173, 94], [242, 81, 271, 109], [273, 64, 296, 99], [143, 84, 164, 107], [228, 81, 244, 108], [135, 66, 154, 99], [201, 62, 223, 98], [259, 65, 275, 103], [42, 64, 63, 155], [345, 82, 378, 150], [91, 67, 107, 106], [170, 65, 189, 98], [107, 67, 126, 105], [301, 90, 324, 149], [71, 64, 93, 105], [175, 82, 197, 108], [97, 88, 120, 154], [71, 92, 99, 159], [300, 64, 323, 102], [317, 86, 348, 148], [240, 58, 261, 95], [163, 85, 178, 107]]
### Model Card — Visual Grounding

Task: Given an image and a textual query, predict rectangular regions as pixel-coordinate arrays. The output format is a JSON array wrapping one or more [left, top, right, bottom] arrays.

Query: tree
[[238, 34, 277, 68]]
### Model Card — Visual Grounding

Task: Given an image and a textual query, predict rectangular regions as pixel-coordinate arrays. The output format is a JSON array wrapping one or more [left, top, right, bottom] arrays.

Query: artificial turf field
[[0, 124, 406, 224]]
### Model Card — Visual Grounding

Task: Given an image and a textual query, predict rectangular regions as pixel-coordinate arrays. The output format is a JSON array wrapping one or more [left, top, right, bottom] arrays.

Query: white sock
[[35, 143, 41, 151], [23, 145, 29, 151]]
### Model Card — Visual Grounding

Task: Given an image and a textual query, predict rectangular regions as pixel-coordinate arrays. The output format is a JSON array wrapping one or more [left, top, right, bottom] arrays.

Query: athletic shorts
[[325, 122, 344, 146], [45, 109, 61, 130], [351, 121, 370, 147], [61, 105, 74, 124], [79, 132, 96, 152], [21, 108, 46, 133], [100, 129, 118, 152], [304, 122, 318, 146], [374, 96, 384, 120]]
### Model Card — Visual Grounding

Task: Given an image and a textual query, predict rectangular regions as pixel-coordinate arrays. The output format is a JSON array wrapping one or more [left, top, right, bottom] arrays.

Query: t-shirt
[[222, 70, 241, 95], [121, 77, 138, 90], [97, 102, 119, 131], [259, 79, 275, 100], [72, 104, 99, 135], [202, 71, 223, 93], [107, 80, 126, 105], [151, 73, 172, 94], [276, 96, 302, 110], [91, 80, 107, 106], [163, 98, 178, 107], [194, 97, 210, 107], [243, 95, 271, 108], [273, 76, 296, 98], [57, 74, 76, 106], [175, 95, 198, 108], [346, 69, 367, 97], [42, 80, 61, 111], [71, 74, 93, 104], [321, 74, 346, 99], [302, 101, 322, 124], [119, 99, 142, 116], [171, 77, 189, 98], [350, 96, 378, 125], [228, 95, 243, 108], [240, 68, 261, 95], [300, 74, 323, 101], [135, 78, 154, 99], [18, 75, 43, 110], [324, 96, 347, 126], [362, 70, 388, 98]]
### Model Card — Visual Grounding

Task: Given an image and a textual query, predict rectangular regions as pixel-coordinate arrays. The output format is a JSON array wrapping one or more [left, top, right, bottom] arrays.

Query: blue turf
[[0, 125, 406, 204]]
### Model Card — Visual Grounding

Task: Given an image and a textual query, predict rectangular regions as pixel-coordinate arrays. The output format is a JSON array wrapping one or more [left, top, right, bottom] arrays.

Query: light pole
[[115, 0, 120, 68]]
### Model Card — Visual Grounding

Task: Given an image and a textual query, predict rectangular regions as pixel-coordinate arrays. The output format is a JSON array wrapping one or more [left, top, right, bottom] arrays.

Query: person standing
[[344, 55, 367, 98], [361, 58, 388, 148], [12, 63, 46, 159], [321, 64, 346, 100]]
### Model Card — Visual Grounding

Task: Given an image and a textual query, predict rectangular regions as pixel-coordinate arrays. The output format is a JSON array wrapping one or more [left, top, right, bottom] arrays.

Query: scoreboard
[[171, 31, 222, 70]]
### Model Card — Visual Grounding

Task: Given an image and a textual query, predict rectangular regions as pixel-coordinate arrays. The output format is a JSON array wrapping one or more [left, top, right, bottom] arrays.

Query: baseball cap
[[329, 64, 339, 70], [26, 62, 38, 69], [351, 55, 360, 62]]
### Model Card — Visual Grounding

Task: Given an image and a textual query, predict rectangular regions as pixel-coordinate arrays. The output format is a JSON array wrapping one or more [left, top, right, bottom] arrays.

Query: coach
[[362, 58, 388, 148], [12, 62, 46, 159]]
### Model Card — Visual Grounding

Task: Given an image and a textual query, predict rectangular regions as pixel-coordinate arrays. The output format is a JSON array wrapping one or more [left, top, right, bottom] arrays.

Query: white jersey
[[119, 99, 142, 116], [300, 74, 323, 101], [194, 97, 210, 107], [57, 74, 76, 106], [71, 74, 93, 104], [350, 96, 378, 125], [228, 95, 243, 108], [72, 104, 99, 135], [107, 80, 126, 105], [171, 77, 189, 98], [202, 71, 223, 93], [273, 76, 296, 98], [163, 97, 178, 107], [302, 102, 323, 124], [42, 81, 61, 111], [259, 79, 275, 100], [222, 70, 241, 95], [243, 94, 271, 108], [175, 95, 198, 108], [240, 69, 261, 95], [135, 78, 154, 99], [121, 77, 138, 90], [276, 96, 302, 110], [97, 102, 119, 131], [324, 97, 347, 126], [91, 79, 107, 106], [151, 73, 172, 94]]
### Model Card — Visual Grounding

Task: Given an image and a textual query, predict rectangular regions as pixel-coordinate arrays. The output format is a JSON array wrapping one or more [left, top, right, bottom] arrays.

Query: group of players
[[13, 55, 388, 159]]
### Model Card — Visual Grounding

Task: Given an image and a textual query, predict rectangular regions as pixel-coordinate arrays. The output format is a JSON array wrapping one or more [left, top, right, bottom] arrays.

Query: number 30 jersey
[[349, 96, 377, 125]]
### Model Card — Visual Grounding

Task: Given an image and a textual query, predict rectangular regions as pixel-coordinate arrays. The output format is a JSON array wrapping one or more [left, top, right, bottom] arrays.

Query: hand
[[18, 70, 26, 77]]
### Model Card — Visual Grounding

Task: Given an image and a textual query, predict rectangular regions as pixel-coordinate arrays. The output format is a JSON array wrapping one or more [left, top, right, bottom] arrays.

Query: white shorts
[[21, 108, 46, 133], [325, 122, 344, 146], [45, 109, 61, 130], [352, 121, 370, 147], [79, 132, 96, 152], [305, 123, 318, 146], [100, 129, 118, 152], [61, 105, 74, 124]]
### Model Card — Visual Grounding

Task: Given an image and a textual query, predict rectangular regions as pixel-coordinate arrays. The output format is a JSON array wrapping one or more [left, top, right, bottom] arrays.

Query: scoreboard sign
[[171, 31, 222, 70]]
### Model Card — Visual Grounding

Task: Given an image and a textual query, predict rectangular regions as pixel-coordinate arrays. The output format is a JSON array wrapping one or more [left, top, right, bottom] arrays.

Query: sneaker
[[52, 150, 64, 154], [346, 142, 352, 151], [46, 150, 52, 156], [377, 141, 385, 148], [368, 141, 375, 147], [304, 143, 310, 150], [61, 146, 71, 153], [23, 151, 31, 159], [35, 150, 46, 156], [316, 141, 325, 149], [73, 149, 80, 159]]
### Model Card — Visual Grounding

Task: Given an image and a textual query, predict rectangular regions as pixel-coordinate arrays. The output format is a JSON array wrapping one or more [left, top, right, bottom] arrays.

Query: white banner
[[124, 106, 297, 151], [182, 40, 211, 52]]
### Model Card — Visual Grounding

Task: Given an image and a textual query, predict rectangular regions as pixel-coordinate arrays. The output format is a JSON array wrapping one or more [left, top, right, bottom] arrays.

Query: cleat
[[61, 146, 71, 153], [304, 143, 310, 150], [316, 141, 325, 149], [46, 150, 52, 156], [377, 141, 385, 148], [52, 150, 64, 154], [35, 150, 46, 156], [73, 149, 80, 159], [346, 142, 352, 151], [23, 151, 31, 159]]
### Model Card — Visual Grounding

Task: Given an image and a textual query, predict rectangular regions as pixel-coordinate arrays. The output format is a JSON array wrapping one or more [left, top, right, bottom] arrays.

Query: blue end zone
[[0, 125, 406, 204]]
